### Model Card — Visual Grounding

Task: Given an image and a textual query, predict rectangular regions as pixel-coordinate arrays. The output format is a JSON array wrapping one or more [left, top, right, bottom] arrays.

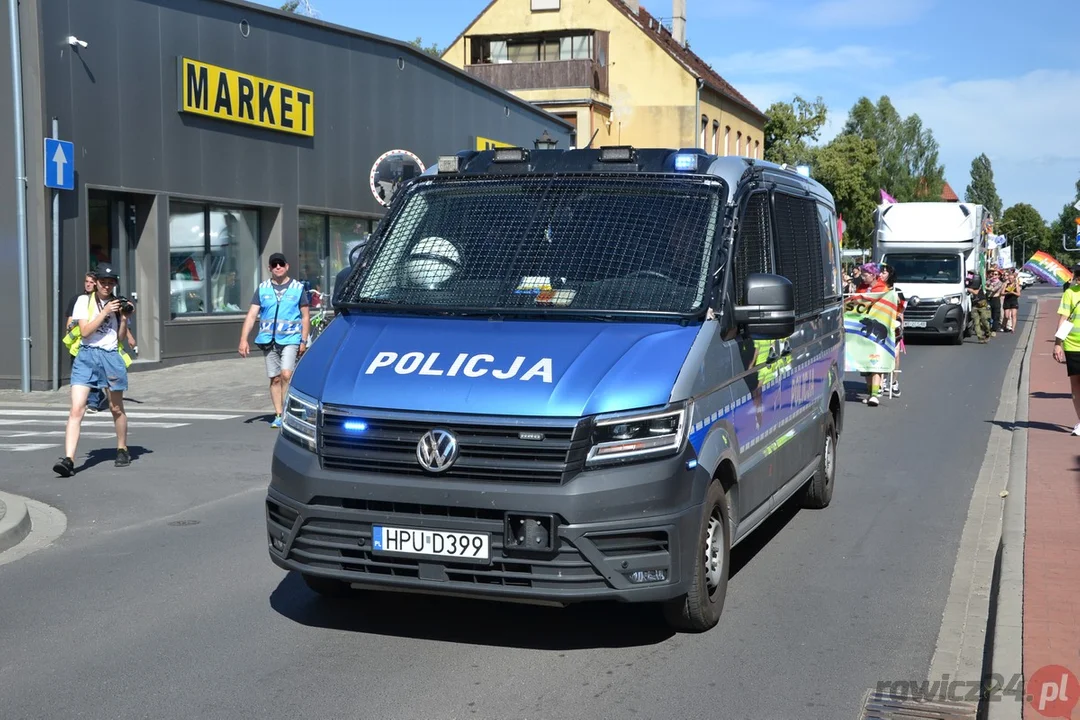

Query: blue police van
[[266, 146, 845, 632]]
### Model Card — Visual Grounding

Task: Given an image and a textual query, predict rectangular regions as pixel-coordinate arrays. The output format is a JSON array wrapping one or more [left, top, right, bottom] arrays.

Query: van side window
[[732, 191, 773, 305], [773, 193, 824, 316], [817, 203, 842, 300]]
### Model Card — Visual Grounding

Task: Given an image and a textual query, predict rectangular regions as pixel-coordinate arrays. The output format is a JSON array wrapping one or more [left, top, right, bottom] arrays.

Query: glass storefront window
[[297, 211, 376, 308], [169, 201, 259, 316]]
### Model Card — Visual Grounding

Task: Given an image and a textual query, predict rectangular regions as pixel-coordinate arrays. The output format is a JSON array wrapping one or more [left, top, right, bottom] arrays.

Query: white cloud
[[801, 0, 934, 27], [709, 46, 894, 76], [889, 69, 1080, 220]]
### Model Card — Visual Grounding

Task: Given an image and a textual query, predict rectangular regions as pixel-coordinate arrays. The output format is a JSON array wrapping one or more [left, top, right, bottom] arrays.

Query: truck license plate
[[372, 525, 490, 561], [904, 321, 927, 328]]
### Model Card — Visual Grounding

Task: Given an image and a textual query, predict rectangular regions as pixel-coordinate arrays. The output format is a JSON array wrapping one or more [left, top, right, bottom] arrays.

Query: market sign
[[475, 136, 514, 151], [178, 57, 314, 137]]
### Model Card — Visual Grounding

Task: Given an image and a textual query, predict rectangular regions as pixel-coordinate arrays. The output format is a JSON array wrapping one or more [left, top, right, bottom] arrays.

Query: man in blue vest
[[239, 252, 310, 428]]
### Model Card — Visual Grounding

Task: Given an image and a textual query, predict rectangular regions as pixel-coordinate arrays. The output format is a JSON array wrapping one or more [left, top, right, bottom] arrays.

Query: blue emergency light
[[673, 154, 698, 172], [342, 419, 369, 433]]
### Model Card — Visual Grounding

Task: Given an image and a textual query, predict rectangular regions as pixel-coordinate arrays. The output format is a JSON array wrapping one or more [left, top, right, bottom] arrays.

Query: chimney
[[621, 0, 640, 14], [672, 0, 686, 46]]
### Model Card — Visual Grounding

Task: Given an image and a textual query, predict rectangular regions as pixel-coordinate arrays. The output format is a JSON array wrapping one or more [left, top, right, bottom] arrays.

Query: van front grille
[[318, 407, 589, 484]]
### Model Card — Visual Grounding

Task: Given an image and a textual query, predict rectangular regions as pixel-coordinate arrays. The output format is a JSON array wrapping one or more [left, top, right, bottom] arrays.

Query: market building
[[0, 0, 572, 390]]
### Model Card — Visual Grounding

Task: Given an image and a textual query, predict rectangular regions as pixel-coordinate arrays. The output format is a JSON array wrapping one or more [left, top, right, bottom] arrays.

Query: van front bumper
[[266, 436, 709, 604]]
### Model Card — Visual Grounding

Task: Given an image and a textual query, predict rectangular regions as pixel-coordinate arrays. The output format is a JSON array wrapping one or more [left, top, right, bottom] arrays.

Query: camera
[[112, 295, 135, 315]]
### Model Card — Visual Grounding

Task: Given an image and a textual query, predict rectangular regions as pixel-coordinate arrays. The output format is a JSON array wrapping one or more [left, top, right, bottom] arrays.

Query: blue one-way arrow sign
[[44, 138, 74, 191]]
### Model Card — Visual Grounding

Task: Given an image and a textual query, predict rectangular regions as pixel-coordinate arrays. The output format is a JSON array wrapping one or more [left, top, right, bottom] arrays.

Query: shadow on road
[[1030, 391, 1072, 400], [78, 445, 153, 472], [269, 572, 676, 649], [244, 414, 276, 425], [987, 419, 1069, 434]]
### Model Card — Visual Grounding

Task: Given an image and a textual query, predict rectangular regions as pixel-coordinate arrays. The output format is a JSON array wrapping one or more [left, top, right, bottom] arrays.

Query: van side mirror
[[734, 273, 795, 339]]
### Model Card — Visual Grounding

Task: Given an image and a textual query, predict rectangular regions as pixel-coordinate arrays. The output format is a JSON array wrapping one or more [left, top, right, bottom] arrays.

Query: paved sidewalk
[[1023, 298, 1080, 704], [0, 356, 274, 412]]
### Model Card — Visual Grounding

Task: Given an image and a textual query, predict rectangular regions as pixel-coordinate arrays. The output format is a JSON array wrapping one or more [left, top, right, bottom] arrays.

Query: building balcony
[[465, 59, 609, 96]]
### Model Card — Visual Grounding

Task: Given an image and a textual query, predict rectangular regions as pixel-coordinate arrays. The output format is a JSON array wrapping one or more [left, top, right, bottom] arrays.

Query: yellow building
[[442, 0, 767, 155]]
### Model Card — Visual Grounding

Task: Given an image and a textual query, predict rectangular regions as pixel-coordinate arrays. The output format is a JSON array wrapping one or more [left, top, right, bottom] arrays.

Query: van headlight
[[586, 403, 690, 467], [944, 294, 964, 305], [281, 388, 319, 452]]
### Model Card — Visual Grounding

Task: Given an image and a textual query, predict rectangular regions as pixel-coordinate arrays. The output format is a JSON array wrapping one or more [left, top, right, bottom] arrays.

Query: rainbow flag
[[843, 290, 899, 373], [1023, 251, 1073, 286]]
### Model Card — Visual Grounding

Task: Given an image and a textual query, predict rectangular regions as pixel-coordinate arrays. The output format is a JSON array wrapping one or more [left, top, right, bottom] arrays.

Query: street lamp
[[534, 130, 558, 150]]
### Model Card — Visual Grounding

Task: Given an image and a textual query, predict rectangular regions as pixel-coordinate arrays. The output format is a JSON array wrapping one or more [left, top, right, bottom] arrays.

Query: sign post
[[45, 128, 73, 390]]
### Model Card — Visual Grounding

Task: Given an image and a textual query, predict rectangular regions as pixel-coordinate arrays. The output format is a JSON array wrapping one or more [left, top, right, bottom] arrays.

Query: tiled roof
[[605, 1, 767, 120], [941, 181, 959, 201]]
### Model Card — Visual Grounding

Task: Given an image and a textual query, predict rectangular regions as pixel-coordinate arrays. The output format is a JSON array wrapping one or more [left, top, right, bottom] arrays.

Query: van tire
[[302, 573, 354, 598], [662, 480, 730, 632], [800, 413, 836, 509]]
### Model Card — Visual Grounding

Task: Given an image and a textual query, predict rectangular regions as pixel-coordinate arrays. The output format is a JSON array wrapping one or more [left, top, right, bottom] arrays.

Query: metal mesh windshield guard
[[340, 174, 725, 316]]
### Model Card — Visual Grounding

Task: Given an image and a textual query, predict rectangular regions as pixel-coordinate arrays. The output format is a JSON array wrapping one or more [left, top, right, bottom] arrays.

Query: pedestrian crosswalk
[[0, 408, 243, 452]]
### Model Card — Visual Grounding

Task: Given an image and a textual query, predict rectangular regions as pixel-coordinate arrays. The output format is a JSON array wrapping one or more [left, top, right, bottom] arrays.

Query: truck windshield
[[337, 174, 725, 318], [883, 253, 961, 284]]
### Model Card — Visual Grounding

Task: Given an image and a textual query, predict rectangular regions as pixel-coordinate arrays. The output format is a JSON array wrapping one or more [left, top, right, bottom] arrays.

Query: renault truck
[[872, 202, 985, 344]]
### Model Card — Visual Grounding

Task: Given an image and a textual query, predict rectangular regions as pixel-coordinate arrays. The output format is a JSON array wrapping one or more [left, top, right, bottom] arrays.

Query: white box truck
[[872, 202, 985, 344]]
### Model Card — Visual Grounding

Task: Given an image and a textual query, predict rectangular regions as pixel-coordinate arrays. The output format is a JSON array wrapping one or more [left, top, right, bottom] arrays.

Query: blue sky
[[251, 0, 1078, 224]]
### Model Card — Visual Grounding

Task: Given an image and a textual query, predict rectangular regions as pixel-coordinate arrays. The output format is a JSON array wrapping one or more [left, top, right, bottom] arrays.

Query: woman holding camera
[[52, 264, 132, 477]]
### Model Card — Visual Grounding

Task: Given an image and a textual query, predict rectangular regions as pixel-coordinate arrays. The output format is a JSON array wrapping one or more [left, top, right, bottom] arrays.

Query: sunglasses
[[270, 261, 286, 268]]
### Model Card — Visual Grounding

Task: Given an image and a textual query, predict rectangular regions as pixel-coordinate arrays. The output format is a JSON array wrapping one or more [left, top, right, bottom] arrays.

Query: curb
[[927, 296, 1037, 708], [0, 491, 32, 555], [985, 300, 1036, 719]]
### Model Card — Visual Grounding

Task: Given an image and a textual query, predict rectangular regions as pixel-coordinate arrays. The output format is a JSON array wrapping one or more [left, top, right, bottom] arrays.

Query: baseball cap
[[269, 252, 287, 266], [95, 264, 119, 280]]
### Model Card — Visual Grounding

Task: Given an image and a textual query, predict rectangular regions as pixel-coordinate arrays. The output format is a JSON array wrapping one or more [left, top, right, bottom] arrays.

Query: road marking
[[0, 409, 244, 452], [0, 410, 241, 420]]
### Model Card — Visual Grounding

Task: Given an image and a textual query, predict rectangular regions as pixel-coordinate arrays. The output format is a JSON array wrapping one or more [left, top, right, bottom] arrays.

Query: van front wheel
[[662, 480, 730, 632], [800, 413, 836, 509]]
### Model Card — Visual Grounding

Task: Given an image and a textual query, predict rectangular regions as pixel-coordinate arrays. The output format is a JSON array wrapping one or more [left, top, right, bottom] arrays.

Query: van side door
[[727, 190, 786, 520], [769, 190, 832, 492]]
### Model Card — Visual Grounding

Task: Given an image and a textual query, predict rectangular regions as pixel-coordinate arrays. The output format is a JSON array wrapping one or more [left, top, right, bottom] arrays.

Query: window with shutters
[[772, 192, 825, 316], [732, 191, 774, 306]]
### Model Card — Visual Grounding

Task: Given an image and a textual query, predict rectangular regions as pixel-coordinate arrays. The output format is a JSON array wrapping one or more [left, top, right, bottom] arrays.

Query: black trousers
[[989, 297, 1002, 331]]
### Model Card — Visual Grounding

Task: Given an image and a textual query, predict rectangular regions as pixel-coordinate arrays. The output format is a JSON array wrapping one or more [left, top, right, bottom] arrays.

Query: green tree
[[998, 203, 1050, 264], [841, 96, 945, 203], [280, 0, 317, 14], [762, 95, 828, 166], [409, 37, 443, 57], [964, 154, 1003, 219], [812, 134, 879, 249], [1048, 177, 1080, 256]]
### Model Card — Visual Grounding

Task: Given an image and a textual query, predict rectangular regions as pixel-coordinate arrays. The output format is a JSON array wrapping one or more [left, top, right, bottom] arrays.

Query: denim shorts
[[70, 345, 128, 392], [262, 343, 299, 378]]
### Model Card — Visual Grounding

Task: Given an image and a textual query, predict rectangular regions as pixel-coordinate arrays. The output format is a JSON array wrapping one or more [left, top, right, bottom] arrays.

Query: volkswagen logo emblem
[[416, 428, 459, 473], [909, 296, 921, 307]]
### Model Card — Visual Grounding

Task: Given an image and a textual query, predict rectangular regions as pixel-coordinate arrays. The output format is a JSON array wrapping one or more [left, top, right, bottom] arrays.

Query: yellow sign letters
[[178, 57, 314, 137]]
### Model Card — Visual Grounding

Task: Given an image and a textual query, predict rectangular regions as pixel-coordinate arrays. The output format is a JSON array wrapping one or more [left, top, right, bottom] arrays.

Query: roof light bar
[[598, 146, 635, 162], [492, 147, 529, 163]]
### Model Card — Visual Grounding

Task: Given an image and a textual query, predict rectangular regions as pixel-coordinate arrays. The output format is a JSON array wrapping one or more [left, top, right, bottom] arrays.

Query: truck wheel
[[302, 573, 354, 598], [953, 328, 964, 345], [800, 413, 836, 509], [662, 480, 730, 632]]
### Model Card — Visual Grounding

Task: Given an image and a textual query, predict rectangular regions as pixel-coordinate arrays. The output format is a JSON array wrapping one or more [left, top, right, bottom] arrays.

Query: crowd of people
[[841, 261, 1024, 407]]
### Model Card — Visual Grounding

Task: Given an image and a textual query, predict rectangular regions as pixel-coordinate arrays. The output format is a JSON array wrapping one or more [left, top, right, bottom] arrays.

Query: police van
[[266, 146, 845, 632]]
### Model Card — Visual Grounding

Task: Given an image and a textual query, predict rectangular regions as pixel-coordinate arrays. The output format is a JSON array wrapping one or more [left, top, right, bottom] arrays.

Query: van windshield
[[883, 253, 962, 284], [338, 174, 725, 318]]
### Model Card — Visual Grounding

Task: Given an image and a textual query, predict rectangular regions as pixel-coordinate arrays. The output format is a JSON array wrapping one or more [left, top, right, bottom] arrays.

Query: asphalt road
[[0, 291, 1047, 720]]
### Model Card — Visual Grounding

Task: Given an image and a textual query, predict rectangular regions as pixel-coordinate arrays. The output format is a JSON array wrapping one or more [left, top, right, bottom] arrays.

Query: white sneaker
[[1071, 422, 1080, 436], [868, 396, 880, 407]]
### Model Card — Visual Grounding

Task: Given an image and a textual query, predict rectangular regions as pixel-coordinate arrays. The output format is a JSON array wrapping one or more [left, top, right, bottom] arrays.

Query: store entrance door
[[88, 190, 154, 360]]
